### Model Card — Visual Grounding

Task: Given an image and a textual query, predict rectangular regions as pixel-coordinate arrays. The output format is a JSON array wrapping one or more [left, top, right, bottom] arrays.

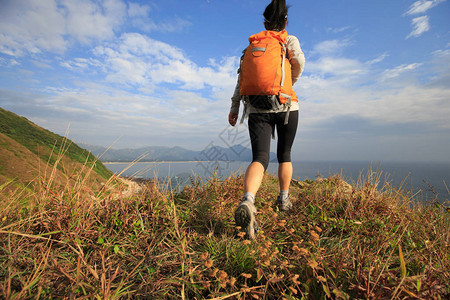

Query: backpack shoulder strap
[[280, 43, 287, 87]]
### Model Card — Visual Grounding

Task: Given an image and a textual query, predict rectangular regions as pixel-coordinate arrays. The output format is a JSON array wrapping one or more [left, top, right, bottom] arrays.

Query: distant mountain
[[82, 144, 277, 162], [81, 145, 198, 162], [0, 107, 113, 191]]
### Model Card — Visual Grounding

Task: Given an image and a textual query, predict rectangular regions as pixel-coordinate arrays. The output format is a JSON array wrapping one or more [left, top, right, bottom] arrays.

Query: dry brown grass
[[0, 161, 449, 299]]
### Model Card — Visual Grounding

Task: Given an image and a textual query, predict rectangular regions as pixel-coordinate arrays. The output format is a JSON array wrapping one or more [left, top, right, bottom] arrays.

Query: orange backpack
[[239, 30, 297, 116]]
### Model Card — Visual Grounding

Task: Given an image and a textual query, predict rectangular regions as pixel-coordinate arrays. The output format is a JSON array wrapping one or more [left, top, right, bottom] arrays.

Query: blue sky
[[0, 0, 449, 162]]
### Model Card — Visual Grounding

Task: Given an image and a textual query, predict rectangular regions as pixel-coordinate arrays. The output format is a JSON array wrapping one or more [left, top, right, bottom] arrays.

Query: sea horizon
[[105, 160, 449, 203]]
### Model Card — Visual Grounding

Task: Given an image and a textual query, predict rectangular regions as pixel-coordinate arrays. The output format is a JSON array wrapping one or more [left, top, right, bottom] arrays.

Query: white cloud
[[297, 42, 450, 138], [31, 60, 53, 69], [0, 83, 231, 149], [373, 86, 450, 128], [93, 33, 184, 85], [407, 16, 431, 38], [63, 0, 127, 44], [60, 58, 104, 71], [93, 33, 237, 90], [326, 26, 351, 34], [0, 0, 127, 56], [366, 53, 389, 65], [0, 0, 68, 55], [403, 0, 446, 39], [381, 63, 423, 80], [312, 39, 351, 55], [307, 57, 366, 77], [0, 57, 20, 67], [404, 0, 446, 15], [431, 49, 450, 60], [298, 76, 450, 136], [429, 49, 450, 86], [0, 0, 189, 57], [127, 2, 151, 17]]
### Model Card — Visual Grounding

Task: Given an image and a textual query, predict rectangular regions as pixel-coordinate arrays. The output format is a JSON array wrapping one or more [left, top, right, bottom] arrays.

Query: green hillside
[[0, 107, 112, 180]]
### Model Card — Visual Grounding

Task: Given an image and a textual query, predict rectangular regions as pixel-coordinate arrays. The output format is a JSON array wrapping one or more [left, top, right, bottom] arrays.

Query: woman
[[228, 0, 305, 240]]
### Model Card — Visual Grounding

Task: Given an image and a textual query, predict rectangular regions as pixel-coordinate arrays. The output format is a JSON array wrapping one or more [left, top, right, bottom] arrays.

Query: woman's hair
[[263, 0, 289, 31]]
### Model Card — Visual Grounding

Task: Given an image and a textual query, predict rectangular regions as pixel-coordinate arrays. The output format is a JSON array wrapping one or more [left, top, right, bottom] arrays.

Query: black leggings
[[248, 111, 298, 171]]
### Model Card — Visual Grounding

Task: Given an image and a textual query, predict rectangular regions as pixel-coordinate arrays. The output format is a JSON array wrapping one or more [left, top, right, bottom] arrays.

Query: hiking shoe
[[234, 200, 257, 240], [276, 195, 292, 212]]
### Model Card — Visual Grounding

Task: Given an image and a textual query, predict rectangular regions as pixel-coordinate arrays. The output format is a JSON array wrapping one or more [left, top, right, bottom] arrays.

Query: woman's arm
[[286, 35, 305, 85], [230, 76, 241, 114]]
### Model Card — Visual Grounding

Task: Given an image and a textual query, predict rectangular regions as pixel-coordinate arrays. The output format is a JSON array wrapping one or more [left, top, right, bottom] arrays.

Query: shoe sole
[[235, 204, 255, 240]]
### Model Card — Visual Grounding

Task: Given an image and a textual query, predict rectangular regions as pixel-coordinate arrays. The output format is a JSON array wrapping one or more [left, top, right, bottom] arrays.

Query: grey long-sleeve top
[[230, 34, 305, 115]]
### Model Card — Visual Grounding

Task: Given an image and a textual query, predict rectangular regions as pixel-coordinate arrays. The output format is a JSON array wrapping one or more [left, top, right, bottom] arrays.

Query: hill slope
[[0, 107, 113, 190]]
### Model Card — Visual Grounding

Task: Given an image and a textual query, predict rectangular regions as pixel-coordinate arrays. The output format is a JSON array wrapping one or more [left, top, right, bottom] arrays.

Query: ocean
[[104, 160, 450, 203]]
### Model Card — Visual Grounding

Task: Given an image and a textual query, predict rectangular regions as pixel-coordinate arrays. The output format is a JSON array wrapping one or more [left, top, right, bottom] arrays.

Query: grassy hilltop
[[1, 171, 449, 298], [0, 107, 449, 299]]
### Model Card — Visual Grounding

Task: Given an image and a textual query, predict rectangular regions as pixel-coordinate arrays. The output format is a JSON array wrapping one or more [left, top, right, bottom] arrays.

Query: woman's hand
[[228, 112, 238, 126]]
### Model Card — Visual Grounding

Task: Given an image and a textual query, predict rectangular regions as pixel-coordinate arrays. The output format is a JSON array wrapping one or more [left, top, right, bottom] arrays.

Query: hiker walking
[[228, 0, 305, 240]]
